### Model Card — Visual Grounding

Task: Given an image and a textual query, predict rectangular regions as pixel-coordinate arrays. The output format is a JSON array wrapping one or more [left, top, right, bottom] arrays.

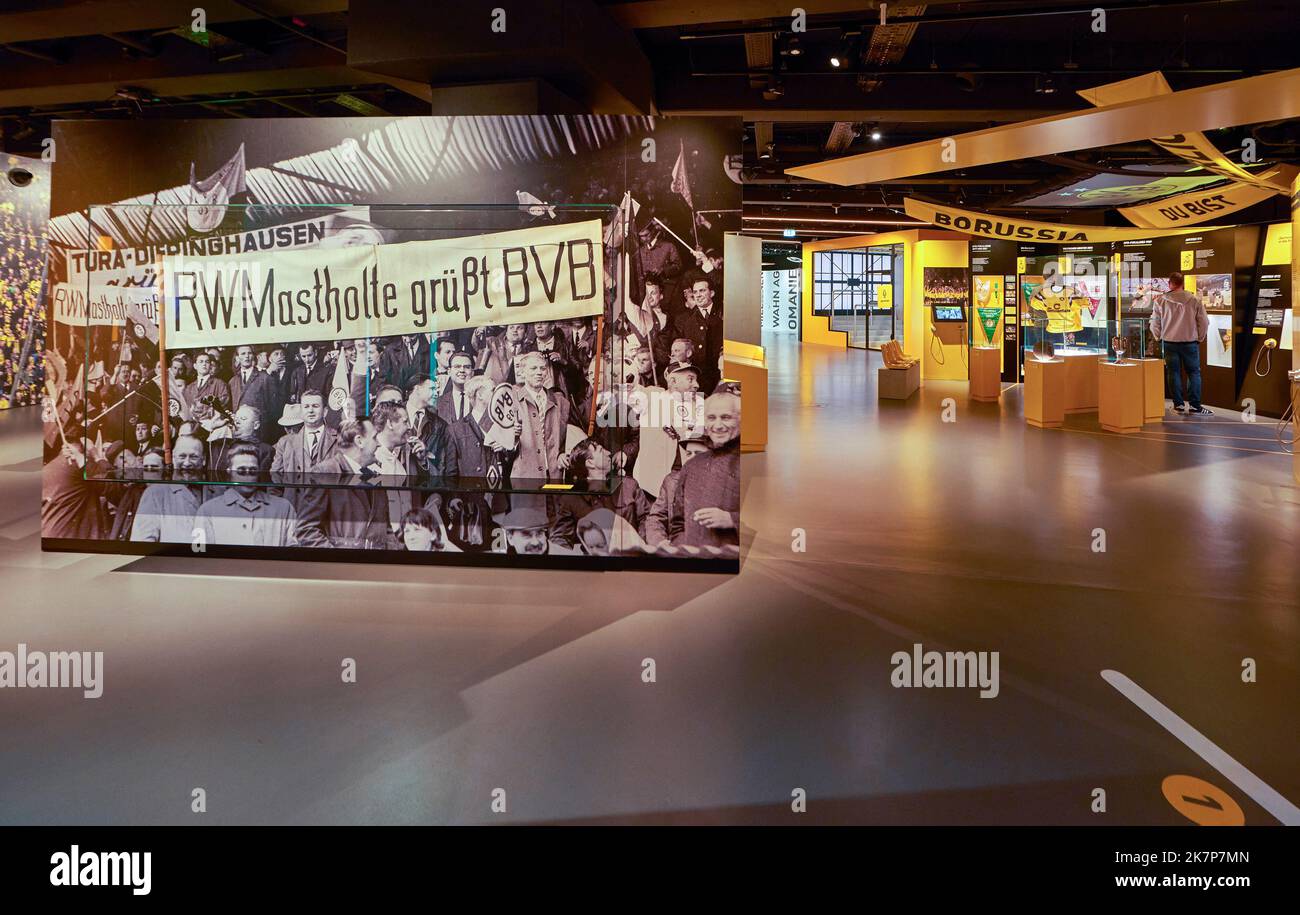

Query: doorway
[[812, 243, 904, 350]]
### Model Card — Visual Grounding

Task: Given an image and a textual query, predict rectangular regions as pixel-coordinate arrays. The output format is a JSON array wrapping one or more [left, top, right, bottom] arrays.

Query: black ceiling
[[2, 0, 1296, 239]]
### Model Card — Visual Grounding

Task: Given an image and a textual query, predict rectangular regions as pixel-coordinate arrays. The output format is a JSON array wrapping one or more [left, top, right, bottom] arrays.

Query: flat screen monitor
[[932, 305, 965, 322]]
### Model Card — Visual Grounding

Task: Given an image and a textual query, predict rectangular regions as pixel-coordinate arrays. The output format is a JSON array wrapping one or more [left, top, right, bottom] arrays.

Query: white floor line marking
[[1101, 669, 1300, 825]]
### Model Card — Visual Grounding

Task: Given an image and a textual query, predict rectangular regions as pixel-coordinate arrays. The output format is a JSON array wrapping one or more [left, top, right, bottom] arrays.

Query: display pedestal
[[1061, 352, 1101, 414], [1136, 357, 1164, 423], [878, 363, 921, 400], [1099, 361, 1144, 433], [723, 340, 767, 453], [970, 345, 1002, 402], [1024, 357, 1065, 428]]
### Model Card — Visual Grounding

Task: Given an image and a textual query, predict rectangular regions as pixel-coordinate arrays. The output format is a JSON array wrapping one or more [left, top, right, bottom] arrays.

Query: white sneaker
[[1171, 404, 1188, 414]]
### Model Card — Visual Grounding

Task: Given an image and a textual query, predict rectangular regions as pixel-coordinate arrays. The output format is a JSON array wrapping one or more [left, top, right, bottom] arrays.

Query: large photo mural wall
[[40, 115, 742, 569]]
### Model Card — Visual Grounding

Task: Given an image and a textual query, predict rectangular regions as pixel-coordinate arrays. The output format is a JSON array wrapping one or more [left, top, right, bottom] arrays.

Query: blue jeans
[[1163, 341, 1202, 408]]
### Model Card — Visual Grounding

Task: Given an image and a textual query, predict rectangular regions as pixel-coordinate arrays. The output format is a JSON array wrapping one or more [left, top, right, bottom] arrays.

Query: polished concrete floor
[[1, 338, 1297, 825]]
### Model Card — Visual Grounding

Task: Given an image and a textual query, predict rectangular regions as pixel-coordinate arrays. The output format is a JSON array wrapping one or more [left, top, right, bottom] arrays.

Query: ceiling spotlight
[[758, 142, 775, 161], [869, 125, 882, 141], [830, 54, 843, 68], [784, 35, 803, 57], [762, 77, 785, 101], [1034, 73, 1058, 95]]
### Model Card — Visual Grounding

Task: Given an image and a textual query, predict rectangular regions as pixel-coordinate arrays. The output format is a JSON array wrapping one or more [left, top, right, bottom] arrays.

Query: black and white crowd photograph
[[40, 115, 742, 565]]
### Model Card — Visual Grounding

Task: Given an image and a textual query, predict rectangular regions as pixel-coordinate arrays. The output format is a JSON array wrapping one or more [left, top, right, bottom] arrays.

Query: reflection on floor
[[0, 337, 1296, 825]]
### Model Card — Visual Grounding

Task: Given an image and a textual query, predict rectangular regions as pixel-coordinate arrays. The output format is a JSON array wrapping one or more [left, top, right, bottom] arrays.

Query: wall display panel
[[1238, 265, 1291, 417], [924, 267, 968, 319], [1253, 268, 1290, 330], [1115, 226, 1236, 407], [1, 153, 50, 409], [1188, 273, 1233, 313], [41, 116, 741, 571], [1206, 314, 1233, 368], [969, 239, 1019, 381]]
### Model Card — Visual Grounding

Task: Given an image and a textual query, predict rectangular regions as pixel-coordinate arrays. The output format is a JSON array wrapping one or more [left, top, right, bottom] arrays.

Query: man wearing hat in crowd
[[493, 496, 549, 555], [644, 429, 712, 548], [493, 494, 576, 555], [663, 359, 701, 397]]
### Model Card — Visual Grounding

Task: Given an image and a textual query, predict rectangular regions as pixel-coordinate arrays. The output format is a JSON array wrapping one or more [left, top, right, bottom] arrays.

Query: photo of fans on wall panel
[[41, 116, 742, 569], [1, 153, 50, 409]]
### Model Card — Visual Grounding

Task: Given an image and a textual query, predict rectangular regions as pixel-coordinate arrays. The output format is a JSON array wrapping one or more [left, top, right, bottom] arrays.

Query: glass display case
[[49, 200, 731, 564], [1019, 271, 1110, 360], [1109, 316, 1158, 363], [68, 202, 636, 494]]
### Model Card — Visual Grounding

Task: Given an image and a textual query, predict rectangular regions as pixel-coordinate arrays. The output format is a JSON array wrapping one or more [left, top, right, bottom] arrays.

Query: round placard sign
[[490, 383, 518, 429]]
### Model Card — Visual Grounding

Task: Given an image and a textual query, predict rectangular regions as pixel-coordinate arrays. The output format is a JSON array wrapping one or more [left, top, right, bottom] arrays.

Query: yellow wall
[[915, 238, 972, 381], [1291, 176, 1299, 485], [802, 230, 968, 382]]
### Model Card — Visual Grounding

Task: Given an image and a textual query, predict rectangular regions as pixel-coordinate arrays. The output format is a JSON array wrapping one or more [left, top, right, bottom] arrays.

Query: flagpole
[[652, 217, 693, 253], [588, 314, 604, 437], [157, 258, 173, 467], [676, 140, 700, 251]]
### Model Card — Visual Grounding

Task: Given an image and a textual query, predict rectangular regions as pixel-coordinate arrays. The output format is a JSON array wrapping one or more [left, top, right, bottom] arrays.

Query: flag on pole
[[515, 190, 557, 219], [603, 191, 641, 249], [186, 143, 247, 233], [670, 141, 693, 209], [328, 352, 352, 413]]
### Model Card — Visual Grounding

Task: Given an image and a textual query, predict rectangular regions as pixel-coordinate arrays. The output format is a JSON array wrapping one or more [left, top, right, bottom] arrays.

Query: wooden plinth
[[878, 362, 921, 400], [1099, 360, 1144, 433], [722, 353, 767, 452], [1024, 357, 1065, 428], [1135, 357, 1164, 423], [1060, 352, 1101, 414], [970, 345, 1002, 402]]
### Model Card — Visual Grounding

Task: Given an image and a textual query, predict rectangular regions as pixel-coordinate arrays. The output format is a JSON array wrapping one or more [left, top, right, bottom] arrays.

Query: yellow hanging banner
[[1080, 72, 1293, 194], [903, 198, 1210, 244], [1119, 180, 1281, 229]]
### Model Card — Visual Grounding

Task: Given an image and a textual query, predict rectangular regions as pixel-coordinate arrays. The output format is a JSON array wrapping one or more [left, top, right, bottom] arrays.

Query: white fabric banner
[[161, 219, 605, 349], [61, 210, 373, 328], [760, 269, 800, 335], [51, 282, 159, 328]]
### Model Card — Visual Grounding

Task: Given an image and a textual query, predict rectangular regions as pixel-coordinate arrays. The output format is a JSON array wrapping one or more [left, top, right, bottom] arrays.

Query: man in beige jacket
[[1151, 272, 1211, 415]]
